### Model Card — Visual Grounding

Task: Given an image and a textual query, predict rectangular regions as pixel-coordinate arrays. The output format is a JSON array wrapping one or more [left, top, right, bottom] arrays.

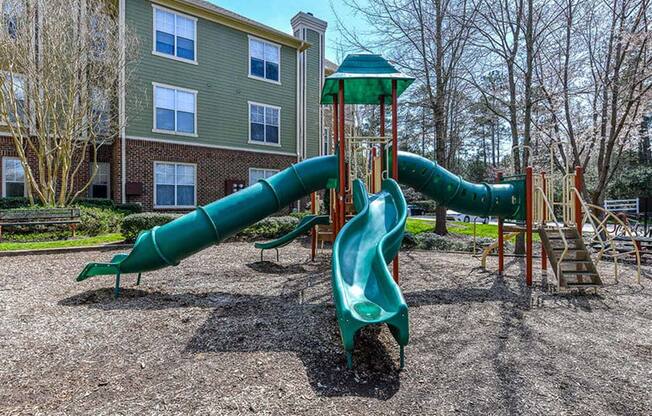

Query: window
[[249, 37, 280, 82], [249, 102, 280, 145], [0, 73, 25, 124], [89, 162, 110, 199], [154, 162, 196, 207], [90, 87, 110, 135], [154, 84, 196, 135], [2, 0, 24, 39], [153, 6, 196, 63], [248, 168, 279, 186], [2, 157, 25, 197], [323, 127, 330, 155]]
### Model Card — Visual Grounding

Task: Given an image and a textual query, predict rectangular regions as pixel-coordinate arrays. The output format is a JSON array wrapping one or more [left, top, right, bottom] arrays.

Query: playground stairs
[[539, 226, 602, 290]]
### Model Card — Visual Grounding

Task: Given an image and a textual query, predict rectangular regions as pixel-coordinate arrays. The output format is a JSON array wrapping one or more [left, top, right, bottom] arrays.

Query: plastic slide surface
[[254, 214, 330, 250], [77, 155, 338, 281], [331, 178, 408, 367]]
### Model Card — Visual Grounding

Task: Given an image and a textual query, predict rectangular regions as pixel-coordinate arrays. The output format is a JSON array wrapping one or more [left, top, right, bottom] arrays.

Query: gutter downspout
[[119, 0, 126, 203]]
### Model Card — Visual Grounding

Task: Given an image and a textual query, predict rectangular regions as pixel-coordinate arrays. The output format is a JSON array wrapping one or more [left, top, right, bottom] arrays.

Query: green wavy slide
[[77, 151, 524, 367], [332, 178, 408, 368]]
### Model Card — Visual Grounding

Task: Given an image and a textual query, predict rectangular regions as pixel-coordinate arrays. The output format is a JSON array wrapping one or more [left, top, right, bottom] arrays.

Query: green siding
[[125, 0, 298, 155], [305, 29, 321, 158]]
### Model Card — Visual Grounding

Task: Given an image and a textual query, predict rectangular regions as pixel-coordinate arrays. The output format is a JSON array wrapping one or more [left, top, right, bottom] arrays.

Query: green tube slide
[[77, 155, 338, 281], [331, 178, 408, 368]]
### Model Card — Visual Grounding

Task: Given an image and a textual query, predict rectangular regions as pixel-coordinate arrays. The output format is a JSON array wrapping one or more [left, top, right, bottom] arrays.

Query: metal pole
[[380, 96, 386, 175], [391, 80, 399, 283], [526, 166, 534, 287], [497, 171, 504, 275], [311, 192, 317, 261], [332, 97, 339, 237], [541, 172, 547, 272], [338, 80, 346, 234]]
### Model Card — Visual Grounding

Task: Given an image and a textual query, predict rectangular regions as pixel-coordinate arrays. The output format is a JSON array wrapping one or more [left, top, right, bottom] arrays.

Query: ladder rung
[[561, 270, 598, 276]]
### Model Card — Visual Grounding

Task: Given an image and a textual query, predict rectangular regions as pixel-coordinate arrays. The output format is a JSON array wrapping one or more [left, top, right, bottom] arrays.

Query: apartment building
[[0, 0, 327, 210]]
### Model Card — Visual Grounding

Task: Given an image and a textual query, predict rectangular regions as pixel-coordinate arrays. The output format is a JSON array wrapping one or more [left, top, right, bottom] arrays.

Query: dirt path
[[1, 240, 650, 415]]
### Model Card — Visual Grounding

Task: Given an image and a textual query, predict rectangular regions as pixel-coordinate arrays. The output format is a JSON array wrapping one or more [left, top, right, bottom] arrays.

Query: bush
[[121, 212, 181, 241], [415, 233, 469, 252], [0, 197, 31, 209], [74, 198, 116, 209], [237, 216, 299, 240], [78, 206, 125, 236], [289, 211, 313, 221], [401, 232, 418, 249], [116, 202, 143, 214], [412, 200, 437, 214]]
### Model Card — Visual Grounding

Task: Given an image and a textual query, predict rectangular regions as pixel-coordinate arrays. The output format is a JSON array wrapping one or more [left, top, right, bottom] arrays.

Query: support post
[[338, 80, 346, 234], [332, 95, 340, 237], [391, 80, 399, 283], [311, 192, 317, 261], [541, 172, 547, 272], [526, 166, 534, 287], [497, 171, 504, 275], [574, 166, 583, 234], [379, 95, 386, 176]]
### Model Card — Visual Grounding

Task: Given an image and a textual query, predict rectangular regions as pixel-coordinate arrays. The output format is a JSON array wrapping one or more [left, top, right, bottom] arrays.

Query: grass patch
[[406, 218, 540, 241], [0, 233, 125, 252]]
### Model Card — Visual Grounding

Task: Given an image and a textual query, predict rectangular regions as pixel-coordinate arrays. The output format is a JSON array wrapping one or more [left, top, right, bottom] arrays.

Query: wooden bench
[[0, 208, 81, 240]]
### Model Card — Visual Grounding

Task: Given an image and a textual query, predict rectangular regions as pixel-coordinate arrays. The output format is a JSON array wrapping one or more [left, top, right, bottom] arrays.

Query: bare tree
[[0, 0, 137, 206]]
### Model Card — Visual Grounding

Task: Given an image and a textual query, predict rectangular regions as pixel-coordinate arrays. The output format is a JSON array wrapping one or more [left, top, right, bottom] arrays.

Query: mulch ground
[[1, 239, 650, 415]]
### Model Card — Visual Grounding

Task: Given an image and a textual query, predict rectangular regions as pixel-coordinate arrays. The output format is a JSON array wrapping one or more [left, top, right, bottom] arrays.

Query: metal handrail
[[536, 185, 569, 290], [576, 195, 642, 284]]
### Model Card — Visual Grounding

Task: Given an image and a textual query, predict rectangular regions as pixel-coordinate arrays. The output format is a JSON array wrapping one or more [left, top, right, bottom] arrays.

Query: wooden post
[[541, 172, 547, 272], [574, 166, 583, 234], [338, 80, 346, 234], [497, 171, 504, 275], [391, 80, 399, 283], [526, 166, 534, 287]]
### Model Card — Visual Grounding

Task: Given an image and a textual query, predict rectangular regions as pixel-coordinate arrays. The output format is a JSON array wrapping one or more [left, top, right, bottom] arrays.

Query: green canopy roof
[[320, 54, 415, 105]]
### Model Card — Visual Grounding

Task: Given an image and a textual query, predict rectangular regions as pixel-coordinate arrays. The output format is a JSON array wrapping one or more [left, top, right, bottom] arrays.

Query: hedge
[[0, 197, 31, 209], [237, 216, 299, 240]]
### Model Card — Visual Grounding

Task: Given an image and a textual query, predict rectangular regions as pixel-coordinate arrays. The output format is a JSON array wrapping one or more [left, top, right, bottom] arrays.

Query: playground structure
[[76, 54, 641, 369]]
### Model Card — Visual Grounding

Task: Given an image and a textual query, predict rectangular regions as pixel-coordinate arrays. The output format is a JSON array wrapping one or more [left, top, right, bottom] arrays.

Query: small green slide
[[254, 214, 330, 260], [331, 178, 408, 368]]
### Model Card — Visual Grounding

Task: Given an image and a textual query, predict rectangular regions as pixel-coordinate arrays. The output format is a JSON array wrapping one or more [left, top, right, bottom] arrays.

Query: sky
[[207, 0, 365, 63]]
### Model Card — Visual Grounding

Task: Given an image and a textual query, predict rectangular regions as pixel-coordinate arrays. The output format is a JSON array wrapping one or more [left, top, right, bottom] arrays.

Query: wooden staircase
[[539, 226, 602, 290]]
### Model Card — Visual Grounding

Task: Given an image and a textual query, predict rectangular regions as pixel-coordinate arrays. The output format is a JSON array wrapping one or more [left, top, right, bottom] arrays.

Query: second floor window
[[154, 84, 196, 135], [1, 73, 26, 124], [249, 38, 280, 82], [249, 103, 279, 145], [2, 0, 23, 39], [154, 6, 196, 62], [90, 87, 109, 135]]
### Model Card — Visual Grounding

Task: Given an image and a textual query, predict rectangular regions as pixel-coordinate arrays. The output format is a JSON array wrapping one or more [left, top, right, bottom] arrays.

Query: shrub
[[401, 232, 418, 249], [0, 197, 31, 209], [122, 212, 181, 241], [116, 202, 143, 214], [74, 198, 116, 209], [415, 233, 468, 251], [289, 211, 313, 221], [412, 200, 437, 214], [237, 216, 299, 240], [78, 206, 125, 236]]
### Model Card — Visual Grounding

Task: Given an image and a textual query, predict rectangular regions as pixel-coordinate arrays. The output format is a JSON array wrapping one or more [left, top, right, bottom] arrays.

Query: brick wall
[[0, 136, 112, 201], [124, 139, 299, 211]]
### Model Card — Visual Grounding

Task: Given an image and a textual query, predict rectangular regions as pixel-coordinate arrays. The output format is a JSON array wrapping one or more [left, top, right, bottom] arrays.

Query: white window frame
[[248, 101, 281, 147], [247, 35, 281, 85], [153, 161, 197, 209], [152, 82, 198, 137], [2, 156, 26, 197], [248, 167, 279, 186], [151, 4, 198, 65], [0, 71, 26, 127], [88, 162, 110, 199]]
